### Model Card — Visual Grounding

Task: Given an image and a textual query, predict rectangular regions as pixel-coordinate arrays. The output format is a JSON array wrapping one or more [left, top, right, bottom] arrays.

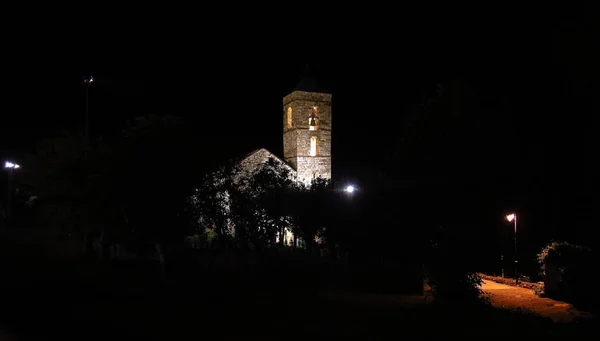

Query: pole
[[514, 214, 518, 285], [85, 82, 89, 145], [6, 169, 12, 219]]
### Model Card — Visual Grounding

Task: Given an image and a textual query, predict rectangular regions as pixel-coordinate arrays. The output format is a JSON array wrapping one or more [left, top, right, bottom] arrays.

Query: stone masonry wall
[[283, 90, 332, 183], [296, 156, 331, 185], [283, 130, 297, 161], [234, 148, 296, 185], [295, 130, 331, 157]]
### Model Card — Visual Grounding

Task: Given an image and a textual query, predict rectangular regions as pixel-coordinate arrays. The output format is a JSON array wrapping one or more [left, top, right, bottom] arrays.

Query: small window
[[287, 107, 293, 128], [310, 136, 318, 156], [308, 106, 318, 131]]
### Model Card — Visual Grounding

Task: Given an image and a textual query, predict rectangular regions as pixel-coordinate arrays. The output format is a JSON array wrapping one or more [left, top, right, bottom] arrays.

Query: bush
[[537, 241, 595, 309], [424, 226, 486, 306], [427, 271, 484, 306]]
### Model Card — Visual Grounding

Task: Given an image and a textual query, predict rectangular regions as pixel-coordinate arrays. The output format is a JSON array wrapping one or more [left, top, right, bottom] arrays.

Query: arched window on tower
[[310, 136, 318, 156], [287, 107, 293, 128], [308, 106, 319, 131]]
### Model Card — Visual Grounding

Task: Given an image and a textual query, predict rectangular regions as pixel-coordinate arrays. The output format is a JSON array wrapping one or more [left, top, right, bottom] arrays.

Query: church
[[194, 74, 333, 247], [234, 74, 332, 186]]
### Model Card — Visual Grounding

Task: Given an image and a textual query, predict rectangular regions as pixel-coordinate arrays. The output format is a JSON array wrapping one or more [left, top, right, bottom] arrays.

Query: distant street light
[[4, 161, 20, 219], [4, 162, 19, 169], [506, 213, 518, 284], [344, 185, 355, 194]]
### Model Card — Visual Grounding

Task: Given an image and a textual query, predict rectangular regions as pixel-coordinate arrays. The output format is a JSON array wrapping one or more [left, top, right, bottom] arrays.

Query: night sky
[[2, 7, 599, 264]]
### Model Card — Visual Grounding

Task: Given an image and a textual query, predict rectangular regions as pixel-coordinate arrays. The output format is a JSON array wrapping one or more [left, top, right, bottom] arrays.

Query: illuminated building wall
[[282, 90, 332, 185]]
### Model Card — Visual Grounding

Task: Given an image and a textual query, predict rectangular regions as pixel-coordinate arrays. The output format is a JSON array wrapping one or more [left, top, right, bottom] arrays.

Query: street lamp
[[506, 213, 518, 284], [4, 162, 19, 169], [4, 161, 20, 219], [344, 185, 355, 194]]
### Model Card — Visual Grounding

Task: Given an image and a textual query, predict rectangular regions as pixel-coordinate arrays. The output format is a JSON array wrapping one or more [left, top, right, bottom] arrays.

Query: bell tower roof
[[291, 65, 329, 94]]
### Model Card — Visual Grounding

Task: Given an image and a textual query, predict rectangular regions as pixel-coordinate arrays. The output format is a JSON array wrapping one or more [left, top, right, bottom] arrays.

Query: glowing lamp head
[[506, 213, 515, 222], [344, 185, 355, 194], [4, 161, 20, 169]]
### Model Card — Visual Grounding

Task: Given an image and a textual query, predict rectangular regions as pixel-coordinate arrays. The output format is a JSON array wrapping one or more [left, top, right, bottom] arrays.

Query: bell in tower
[[308, 106, 318, 131]]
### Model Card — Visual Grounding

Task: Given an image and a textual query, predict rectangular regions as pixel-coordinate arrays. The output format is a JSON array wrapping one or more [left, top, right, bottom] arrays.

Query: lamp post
[[506, 213, 518, 284], [4, 161, 20, 219], [344, 185, 355, 194], [83, 75, 94, 145]]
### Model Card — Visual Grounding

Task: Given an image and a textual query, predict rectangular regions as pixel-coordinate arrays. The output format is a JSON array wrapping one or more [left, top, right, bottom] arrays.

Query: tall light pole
[[83, 75, 94, 145], [4, 161, 20, 219], [506, 213, 518, 284]]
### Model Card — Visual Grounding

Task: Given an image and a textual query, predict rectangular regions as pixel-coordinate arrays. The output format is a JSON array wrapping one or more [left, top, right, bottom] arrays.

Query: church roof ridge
[[235, 148, 292, 170]]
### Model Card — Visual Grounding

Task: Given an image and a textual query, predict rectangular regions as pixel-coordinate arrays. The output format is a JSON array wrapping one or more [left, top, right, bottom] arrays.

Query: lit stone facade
[[282, 90, 332, 185], [232, 84, 332, 187], [233, 148, 296, 185], [202, 83, 331, 247]]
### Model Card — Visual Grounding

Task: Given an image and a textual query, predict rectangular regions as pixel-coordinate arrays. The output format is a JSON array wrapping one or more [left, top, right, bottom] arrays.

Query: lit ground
[[481, 279, 594, 322]]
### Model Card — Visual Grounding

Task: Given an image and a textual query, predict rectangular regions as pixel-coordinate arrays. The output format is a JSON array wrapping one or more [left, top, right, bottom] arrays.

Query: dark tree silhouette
[[360, 78, 515, 300], [19, 115, 203, 262], [191, 157, 298, 250], [288, 177, 332, 251]]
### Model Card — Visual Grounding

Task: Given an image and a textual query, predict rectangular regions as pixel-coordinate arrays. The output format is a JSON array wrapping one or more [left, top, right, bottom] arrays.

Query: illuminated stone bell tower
[[283, 75, 332, 185]]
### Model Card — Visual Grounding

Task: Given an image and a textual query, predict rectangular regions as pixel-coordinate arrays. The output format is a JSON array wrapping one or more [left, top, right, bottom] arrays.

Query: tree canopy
[[17, 115, 203, 247]]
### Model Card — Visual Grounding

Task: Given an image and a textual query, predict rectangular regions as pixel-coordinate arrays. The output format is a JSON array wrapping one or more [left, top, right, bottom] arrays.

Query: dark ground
[[1, 258, 598, 340]]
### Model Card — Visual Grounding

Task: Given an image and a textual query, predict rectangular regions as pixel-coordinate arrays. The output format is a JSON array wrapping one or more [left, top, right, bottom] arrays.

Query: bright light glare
[[506, 213, 515, 222], [345, 185, 355, 193], [4, 161, 20, 169]]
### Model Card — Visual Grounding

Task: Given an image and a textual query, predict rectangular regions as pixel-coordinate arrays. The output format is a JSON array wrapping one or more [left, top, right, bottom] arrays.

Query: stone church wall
[[283, 130, 298, 163], [296, 157, 331, 184], [282, 90, 332, 184], [295, 130, 331, 157], [234, 148, 297, 185]]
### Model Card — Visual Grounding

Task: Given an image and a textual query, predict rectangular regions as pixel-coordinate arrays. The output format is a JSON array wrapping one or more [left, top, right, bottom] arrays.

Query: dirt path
[[481, 279, 593, 322]]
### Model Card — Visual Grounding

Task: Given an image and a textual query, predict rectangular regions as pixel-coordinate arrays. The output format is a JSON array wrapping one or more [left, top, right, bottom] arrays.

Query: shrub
[[427, 271, 485, 306], [537, 241, 594, 308], [425, 226, 487, 306]]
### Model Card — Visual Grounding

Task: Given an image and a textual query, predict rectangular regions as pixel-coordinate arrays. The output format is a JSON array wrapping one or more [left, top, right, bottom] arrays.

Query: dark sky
[[2, 7, 599, 257]]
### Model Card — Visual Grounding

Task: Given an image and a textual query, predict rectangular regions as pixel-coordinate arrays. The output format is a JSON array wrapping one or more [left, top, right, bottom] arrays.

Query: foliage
[[384, 78, 515, 304], [537, 241, 591, 274], [189, 165, 237, 245], [537, 241, 593, 305], [189, 156, 340, 251], [114, 115, 201, 244], [289, 177, 333, 251], [532, 285, 544, 297], [184, 228, 217, 249], [424, 225, 486, 305], [17, 132, 119, 239], [19, 115, 201, 249], [190, 157, 300, 250]]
